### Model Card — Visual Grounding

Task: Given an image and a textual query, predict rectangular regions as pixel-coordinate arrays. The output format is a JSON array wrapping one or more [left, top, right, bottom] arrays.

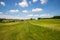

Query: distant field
[[0, 19, 60, 40]]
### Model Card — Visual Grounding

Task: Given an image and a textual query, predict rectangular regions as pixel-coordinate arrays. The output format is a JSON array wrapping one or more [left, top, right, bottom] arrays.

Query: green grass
[[0, 19, 60, 40], [29, 19, 60, 31]]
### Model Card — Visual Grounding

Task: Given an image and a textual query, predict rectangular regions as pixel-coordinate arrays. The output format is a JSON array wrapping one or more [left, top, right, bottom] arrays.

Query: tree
[[38, 18, 41, 20], [52, 16, 60, 19], [30, 18, 33, 20], [0, 19, 3, 22]]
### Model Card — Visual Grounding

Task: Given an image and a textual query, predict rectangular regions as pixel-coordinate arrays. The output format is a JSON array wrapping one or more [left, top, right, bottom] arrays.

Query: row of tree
[[52, 16, 60, 19], [0, 18, 19, 23], [0, 16, 60, 22], [30, 16, 60, 20]]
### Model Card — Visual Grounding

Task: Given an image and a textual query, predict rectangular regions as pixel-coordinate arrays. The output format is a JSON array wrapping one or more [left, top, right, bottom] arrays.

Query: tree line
[[37, 16, 60, 20], [0, 16, 60, 22]]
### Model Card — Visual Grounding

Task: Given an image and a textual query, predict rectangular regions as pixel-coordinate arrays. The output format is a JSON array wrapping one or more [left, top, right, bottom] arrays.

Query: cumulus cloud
[[33, 0, 37, 2], [18, 0, 28, 7], [40, 0, 47, 4], [40, 13, 54, 18], [32, 8, 43, 12], [0, 2, 5, 6], [9, 9, 19, 13], [22, 10, 28, 13]]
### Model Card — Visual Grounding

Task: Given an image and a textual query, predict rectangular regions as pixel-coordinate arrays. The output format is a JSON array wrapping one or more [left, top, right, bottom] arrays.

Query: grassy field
[[29, 19, 60, 31], [0, 19, 60, 40]]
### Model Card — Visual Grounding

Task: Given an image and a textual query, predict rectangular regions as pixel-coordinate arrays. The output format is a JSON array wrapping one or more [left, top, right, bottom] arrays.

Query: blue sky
[[0, 0, 60, 19]]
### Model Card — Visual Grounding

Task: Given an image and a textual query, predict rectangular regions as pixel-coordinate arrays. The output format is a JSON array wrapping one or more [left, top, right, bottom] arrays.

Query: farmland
[[0, 19, 60, 40]]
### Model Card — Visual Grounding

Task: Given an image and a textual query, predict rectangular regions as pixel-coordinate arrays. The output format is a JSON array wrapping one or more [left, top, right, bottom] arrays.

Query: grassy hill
[[0, 19, 60, 40]]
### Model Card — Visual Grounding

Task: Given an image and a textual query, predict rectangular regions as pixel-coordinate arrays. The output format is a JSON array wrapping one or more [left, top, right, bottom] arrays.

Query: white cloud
[[22, 10, 28, 13], [40, 0, 47, 4], [40, 13, 54, 18], [0, 14, 23, 19], [9, 9, 19, 13], [0, 13, 54, 19], [34, 15, 39, 16], [25, 14, 34, 19], [28, 14, 40, 17], [0, 14, 33, 19], [32, 8, 43, 12], [33, 0, 37, 2], [18, 0, 28, 7], [28, 14, 33, 16], [0, 12, 3, 14], [0, 2, 5, 6], [22, 16, 32, 19], [27, 14, 40, 19]]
